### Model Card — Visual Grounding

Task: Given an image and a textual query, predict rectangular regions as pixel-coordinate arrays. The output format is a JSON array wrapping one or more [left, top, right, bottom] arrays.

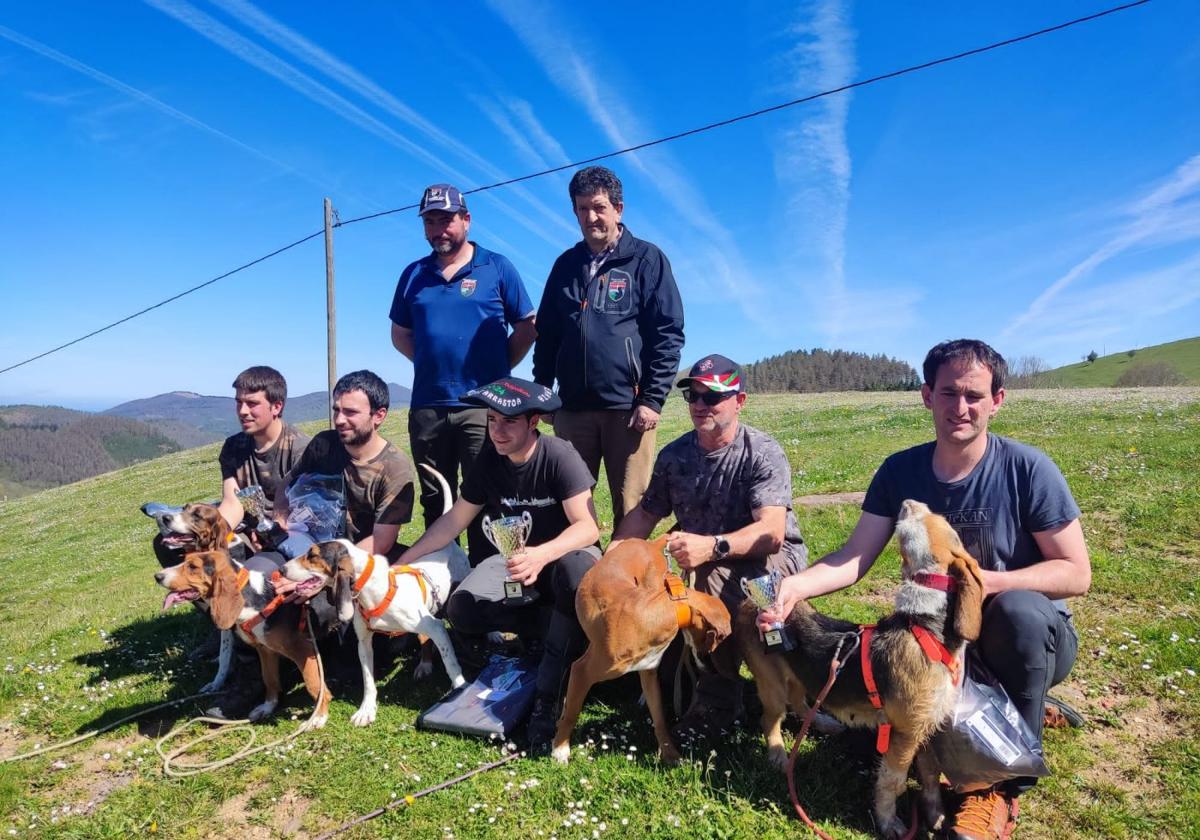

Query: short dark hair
[[922, 339, 1007, 395], [333, 370, 390, 413], [232, 365, 287, 408], [569, 166, 623, 207]]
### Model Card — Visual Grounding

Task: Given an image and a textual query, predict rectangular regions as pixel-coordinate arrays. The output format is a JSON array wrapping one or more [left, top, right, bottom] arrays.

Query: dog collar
[[912, 571, 957, 592], [235, 566, 250, 592], [664, 573, 691, 629]]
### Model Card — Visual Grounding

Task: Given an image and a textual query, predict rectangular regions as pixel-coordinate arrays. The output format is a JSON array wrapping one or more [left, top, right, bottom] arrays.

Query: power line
[[0, 0, 1152, 376]]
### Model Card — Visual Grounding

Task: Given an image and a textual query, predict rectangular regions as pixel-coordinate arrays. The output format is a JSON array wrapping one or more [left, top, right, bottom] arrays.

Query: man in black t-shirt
[[399, 377, 600, 755]]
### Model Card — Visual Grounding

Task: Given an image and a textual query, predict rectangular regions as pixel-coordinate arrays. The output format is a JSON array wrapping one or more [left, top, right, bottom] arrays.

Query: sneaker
[[526, 693, 559, 757], [1044, 695, 1085, 729], [948, 787, 1019, 840]]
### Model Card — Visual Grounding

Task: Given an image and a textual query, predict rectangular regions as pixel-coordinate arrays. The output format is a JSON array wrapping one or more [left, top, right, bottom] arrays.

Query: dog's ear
[[948, 548, 985, 642], [205, 551, 243, 630], [335, 556, 356, 623]]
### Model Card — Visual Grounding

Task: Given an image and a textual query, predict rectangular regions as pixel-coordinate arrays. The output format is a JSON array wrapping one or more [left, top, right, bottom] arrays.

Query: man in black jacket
[[532, 166, 685, 530]]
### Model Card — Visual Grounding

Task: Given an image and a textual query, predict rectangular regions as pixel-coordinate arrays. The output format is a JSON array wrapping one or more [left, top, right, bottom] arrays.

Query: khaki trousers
[[551, 408, 657, 531]]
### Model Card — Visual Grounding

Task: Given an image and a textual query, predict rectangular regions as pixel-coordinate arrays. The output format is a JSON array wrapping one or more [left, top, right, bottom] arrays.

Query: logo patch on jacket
[[460, 278, 477, 297], [606, 270, 630, 303]]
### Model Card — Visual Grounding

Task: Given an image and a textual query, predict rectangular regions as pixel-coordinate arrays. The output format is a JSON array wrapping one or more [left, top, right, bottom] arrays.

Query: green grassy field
[[1, 388, 1198, 839], [1045, 336, 1200, 386]]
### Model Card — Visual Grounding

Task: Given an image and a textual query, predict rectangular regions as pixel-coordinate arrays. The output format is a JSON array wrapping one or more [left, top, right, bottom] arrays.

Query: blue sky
[[1, 1, 1197, 410]]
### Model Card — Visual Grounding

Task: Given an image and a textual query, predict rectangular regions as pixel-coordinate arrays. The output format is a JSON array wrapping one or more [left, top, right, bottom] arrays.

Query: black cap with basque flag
[[677, 354, 743, 392]]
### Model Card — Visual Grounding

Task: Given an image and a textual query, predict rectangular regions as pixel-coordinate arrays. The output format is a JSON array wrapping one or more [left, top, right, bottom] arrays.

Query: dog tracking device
[[417, 655, 538, 739]]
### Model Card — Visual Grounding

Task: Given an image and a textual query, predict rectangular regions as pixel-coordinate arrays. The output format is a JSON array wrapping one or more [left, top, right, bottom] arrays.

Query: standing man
[[612, 354, 807, 738], [390, 183, 537, 562], [762, 339, 1090, 840], [274, 370, 415, 563], [533, 166, 684, 531], [398, 377, 600, 755]]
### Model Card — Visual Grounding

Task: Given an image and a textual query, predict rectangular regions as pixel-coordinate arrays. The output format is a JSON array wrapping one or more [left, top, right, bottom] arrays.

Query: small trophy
[[482, 511, 534, 604], [235, 485, 285, 548], [741, 570, 793, 652]]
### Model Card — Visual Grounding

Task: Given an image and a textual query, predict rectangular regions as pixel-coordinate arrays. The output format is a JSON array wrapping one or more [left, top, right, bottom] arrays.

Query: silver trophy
[[482, 511, 534, 603], [741, 570, 792, 651], [235, 484, 271, 530]]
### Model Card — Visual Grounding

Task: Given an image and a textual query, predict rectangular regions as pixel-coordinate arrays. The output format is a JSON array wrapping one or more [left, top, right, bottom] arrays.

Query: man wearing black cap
[[611, 353, 807, 739], [390, 184, 537, 562], [533, 166, 684, 531], [397, 377, 600, 754]]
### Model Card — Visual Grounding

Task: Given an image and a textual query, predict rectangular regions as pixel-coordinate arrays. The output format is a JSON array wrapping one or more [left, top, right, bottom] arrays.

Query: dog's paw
[[198, 678, 226, 694], [351, 705, 378, 727], [301, 712, 329, 731], [658, 743, 682, 765], [248, 701, 277, 722], [767, 745, 789, 773], [551, 743, 570, 764], [413, 659, 434, 680]]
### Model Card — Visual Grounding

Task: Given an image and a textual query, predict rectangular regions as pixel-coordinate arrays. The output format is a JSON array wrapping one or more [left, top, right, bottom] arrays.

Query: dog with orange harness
[[551, 535, 731, 764], [736, 499, 984, 838]]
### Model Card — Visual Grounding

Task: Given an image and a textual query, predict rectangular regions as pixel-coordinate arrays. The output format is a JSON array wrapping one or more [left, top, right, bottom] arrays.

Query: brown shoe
[[1044, 695, 1085, 729], [948, 787, 1018, 840]]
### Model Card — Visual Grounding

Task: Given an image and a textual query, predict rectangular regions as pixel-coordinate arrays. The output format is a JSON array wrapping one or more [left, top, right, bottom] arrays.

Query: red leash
[[785, 632, 918, 840]]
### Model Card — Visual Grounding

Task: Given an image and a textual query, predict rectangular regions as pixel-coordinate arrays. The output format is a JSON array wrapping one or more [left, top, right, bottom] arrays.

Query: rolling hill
[[1043, 336, 1200, 387]]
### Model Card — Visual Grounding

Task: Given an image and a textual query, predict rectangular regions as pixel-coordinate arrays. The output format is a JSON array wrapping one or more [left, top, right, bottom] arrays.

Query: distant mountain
[[103, 383, 412, 444], [0, 410, 179, 498], [1037, 337, 1199, 387]]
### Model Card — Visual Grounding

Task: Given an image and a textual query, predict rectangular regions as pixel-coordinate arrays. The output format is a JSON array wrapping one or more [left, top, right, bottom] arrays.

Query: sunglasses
[[682, 389, 737, 406]]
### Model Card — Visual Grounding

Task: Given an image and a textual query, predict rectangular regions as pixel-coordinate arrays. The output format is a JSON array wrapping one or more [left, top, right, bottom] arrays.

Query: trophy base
[[763, 627, 793, 653], [502, 579, 525, 605]]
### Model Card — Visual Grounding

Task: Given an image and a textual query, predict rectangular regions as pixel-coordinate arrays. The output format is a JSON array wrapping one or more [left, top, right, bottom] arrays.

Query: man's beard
[[429, 235, 461, 255], [340, 425, 373, 448]]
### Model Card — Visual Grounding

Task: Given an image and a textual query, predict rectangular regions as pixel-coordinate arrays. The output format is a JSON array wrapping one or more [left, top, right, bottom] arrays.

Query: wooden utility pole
[[324, 198, 337, 428]]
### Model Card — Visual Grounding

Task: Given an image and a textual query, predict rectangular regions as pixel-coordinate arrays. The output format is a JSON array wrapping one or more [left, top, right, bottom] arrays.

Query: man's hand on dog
[[507, 545, 553, 585], [666, 532, 715, 570]]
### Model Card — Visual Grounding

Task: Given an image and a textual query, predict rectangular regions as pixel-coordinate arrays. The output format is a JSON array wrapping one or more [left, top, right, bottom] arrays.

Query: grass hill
[[1, 388, 1198, 839], [1043, 336, 1200, 386]]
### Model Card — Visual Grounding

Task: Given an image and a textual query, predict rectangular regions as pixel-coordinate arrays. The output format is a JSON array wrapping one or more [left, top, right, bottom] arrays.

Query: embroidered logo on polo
[[605, 269, 632, 303], [460, 278, 477, 297]]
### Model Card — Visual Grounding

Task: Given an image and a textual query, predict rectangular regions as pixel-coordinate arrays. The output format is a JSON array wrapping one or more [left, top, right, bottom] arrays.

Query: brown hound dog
[[737, 499, 984, 838], [552, 536, 731, 764], [156, 548, 331, 727]]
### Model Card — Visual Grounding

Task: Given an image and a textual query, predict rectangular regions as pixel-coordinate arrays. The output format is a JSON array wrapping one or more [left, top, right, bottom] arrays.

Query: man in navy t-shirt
[[762, 339, 1091, 840], [390, 184, 536, 562]]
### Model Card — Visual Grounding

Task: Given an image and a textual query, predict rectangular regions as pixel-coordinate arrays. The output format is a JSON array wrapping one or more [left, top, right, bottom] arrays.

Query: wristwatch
[[713, 535, 731, 561]]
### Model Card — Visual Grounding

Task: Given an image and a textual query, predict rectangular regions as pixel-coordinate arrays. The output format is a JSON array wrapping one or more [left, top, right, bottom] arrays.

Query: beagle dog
[[736, 499, 984, 838], [157, 502, 248, 694], [281, 467, 470, 726], [552, 536, 731, 764], [156, 548, 331, 727]]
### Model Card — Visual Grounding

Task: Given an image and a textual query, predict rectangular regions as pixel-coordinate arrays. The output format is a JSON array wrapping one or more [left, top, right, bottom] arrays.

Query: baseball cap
[[419, 183, 467, 215], [677, 354, 743, 392], [461, 377, 562, 416]]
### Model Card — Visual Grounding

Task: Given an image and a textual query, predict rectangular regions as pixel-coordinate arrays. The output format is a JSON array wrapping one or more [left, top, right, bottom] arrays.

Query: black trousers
[[408, 406, 489, 564], [976, 590, 1078, 794], [445, 547, 601, 698]]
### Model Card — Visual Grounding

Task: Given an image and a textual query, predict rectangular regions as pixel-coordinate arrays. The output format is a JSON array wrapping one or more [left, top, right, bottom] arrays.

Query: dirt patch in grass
[[49, 734, 141, 816], [214, 783, 274, 839], [795, 491, 866, 507], [273, 789, 313, 837], [1074, 693, 1183, 799]]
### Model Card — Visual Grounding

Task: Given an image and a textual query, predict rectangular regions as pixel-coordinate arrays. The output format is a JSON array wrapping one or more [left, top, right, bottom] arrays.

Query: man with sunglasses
[[610, 353, 807, 741]]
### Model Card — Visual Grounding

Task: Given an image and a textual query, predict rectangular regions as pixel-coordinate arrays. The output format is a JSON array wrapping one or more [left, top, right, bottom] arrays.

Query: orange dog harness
[[239, 568, 306, 635], [353, 553, 430, 636], [664, 573, 691, 628], [860, 622, 960, 755]]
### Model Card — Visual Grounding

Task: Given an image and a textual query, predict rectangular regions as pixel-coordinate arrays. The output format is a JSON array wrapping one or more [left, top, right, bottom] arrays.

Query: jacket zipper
[[625, 336, 641, 398]]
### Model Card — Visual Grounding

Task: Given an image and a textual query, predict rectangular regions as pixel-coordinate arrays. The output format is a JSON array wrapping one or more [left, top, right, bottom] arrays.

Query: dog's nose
[[154, 571, 165, 584]]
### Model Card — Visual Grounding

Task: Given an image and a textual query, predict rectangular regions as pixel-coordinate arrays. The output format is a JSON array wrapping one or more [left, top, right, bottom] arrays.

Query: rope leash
[[313, 750, 521, 840], [785, 631, 918, 840]]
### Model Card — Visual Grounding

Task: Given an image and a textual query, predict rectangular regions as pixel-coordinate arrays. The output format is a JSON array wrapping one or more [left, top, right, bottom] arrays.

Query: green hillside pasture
[[1047, 336, 1200, 387], [0, 388, 1197, 838]]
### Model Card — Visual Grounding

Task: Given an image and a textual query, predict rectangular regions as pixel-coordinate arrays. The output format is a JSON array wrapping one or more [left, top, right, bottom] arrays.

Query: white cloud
[[1001, 153, 1200, 340]]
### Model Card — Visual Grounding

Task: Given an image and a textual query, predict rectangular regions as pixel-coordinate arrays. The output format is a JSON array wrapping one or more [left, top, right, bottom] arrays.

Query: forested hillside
[[742, 348, 920, 392]]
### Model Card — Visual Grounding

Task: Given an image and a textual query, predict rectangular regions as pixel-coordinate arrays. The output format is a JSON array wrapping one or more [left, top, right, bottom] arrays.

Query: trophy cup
[[741, 570, 793, 652], [482, 511, 534, 604], [235, 485, 286, 548]]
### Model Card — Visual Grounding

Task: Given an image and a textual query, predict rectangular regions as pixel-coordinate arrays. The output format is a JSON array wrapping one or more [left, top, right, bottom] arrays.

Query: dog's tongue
[[162, 591, 191, 611]]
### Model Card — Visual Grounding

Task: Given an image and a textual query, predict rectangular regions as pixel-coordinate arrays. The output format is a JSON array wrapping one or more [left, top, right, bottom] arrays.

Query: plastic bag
[[930, 655, 1050, 792], [285, 473, 345, 542], [417, 655, 538, 739]]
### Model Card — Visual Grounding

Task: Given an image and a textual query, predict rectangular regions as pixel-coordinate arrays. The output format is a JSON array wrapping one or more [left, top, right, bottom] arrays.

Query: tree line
[[0, 415, 179, 489], [741, 348, 920, 393]]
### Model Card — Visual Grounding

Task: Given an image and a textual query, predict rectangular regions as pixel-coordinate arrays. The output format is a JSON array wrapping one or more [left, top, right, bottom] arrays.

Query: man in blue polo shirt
[[390, 184, 537, 562]]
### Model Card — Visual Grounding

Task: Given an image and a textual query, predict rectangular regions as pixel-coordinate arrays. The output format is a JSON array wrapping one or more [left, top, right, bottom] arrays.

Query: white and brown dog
[[736, 499, 984, 838], [281, 467, 469, 726], [156, 548, 332, 727]]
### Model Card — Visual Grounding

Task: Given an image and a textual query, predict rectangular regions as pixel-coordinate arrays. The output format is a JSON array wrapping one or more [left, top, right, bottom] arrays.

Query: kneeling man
[[611, 353, 808, 738], [398, 377, 600, 754]]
